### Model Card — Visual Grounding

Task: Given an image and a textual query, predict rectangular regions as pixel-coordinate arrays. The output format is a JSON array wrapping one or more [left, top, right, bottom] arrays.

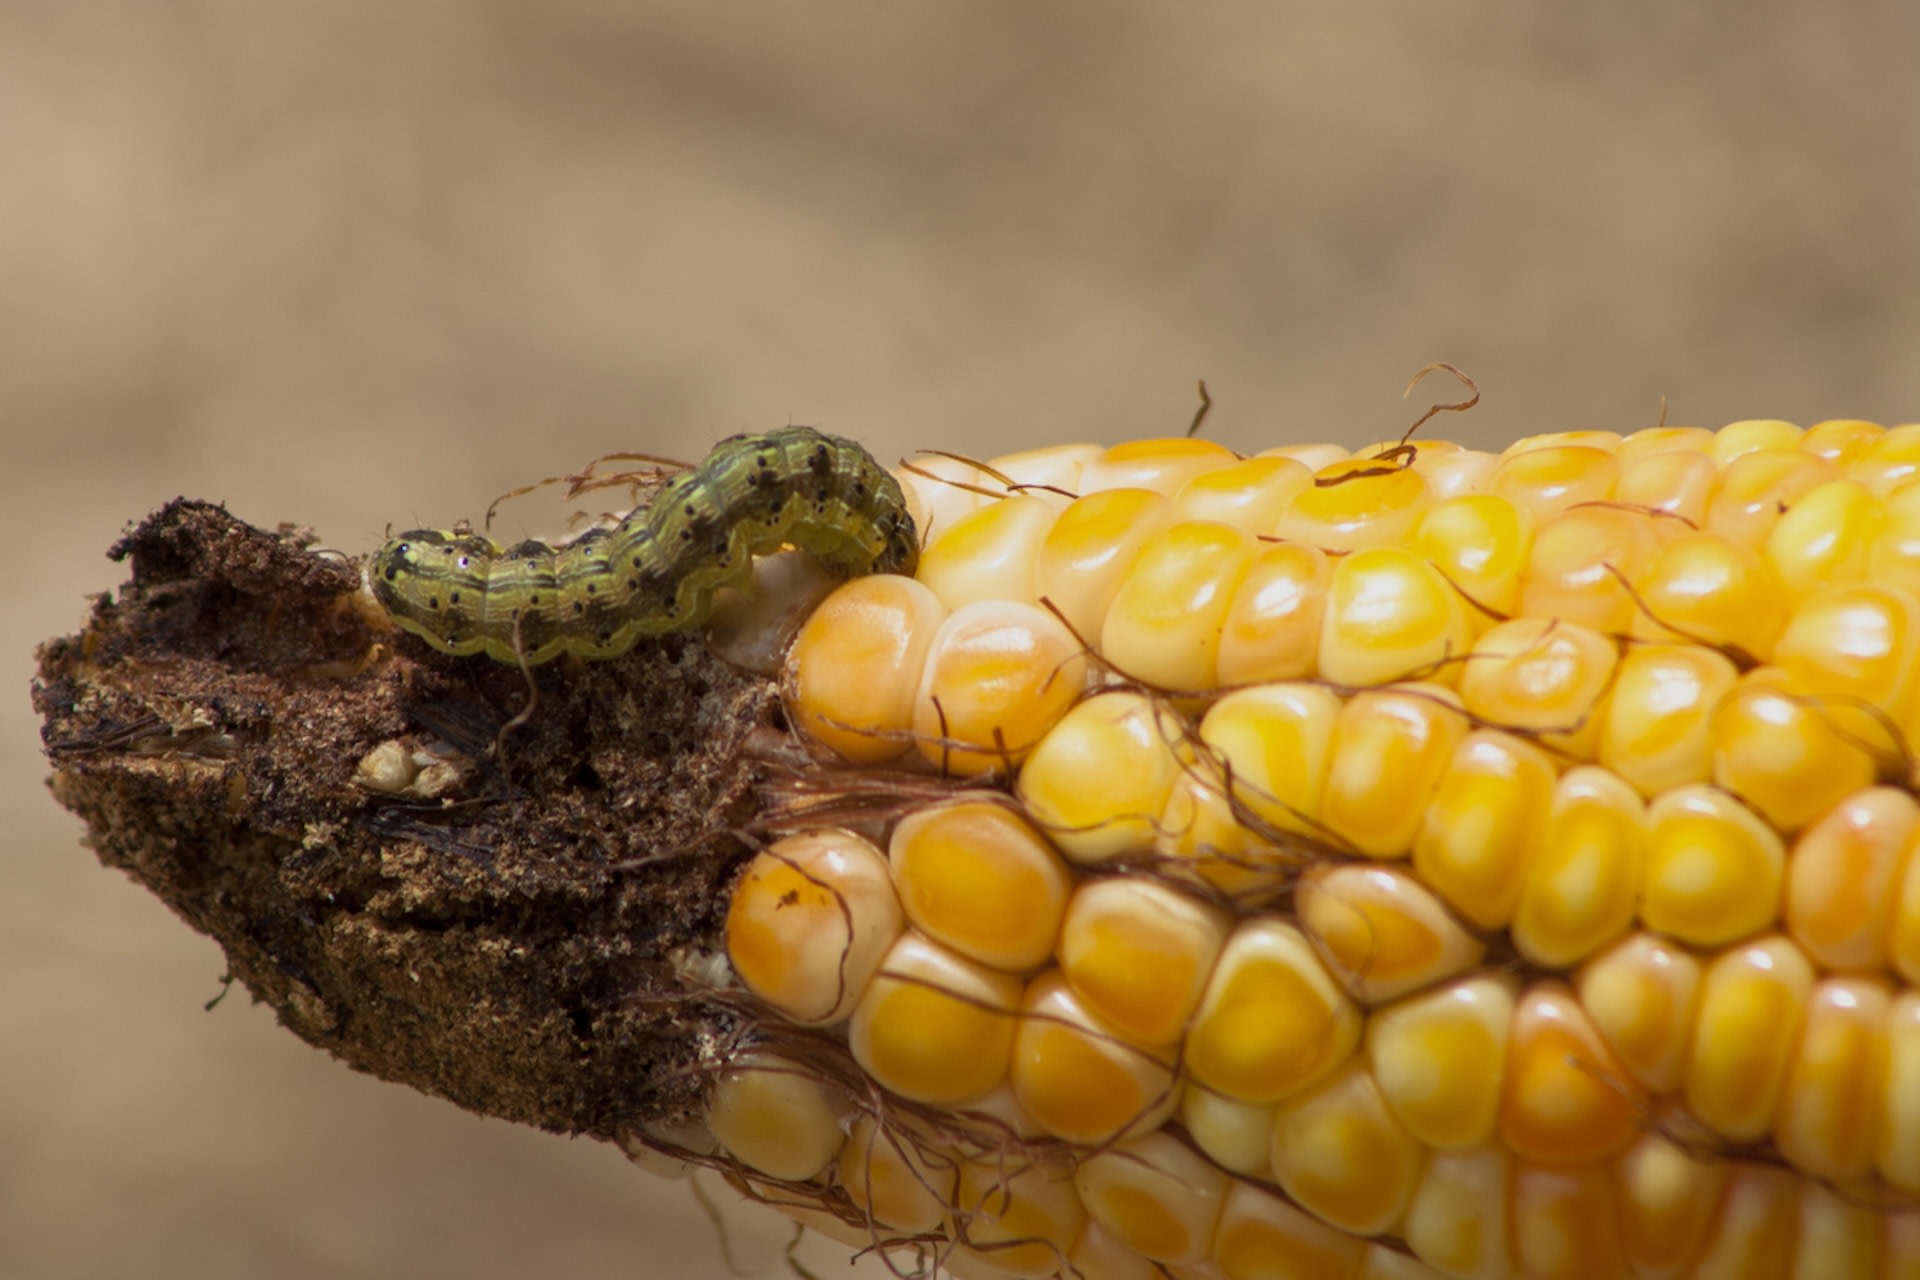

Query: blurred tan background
[[7, 4, 1920, 1277]]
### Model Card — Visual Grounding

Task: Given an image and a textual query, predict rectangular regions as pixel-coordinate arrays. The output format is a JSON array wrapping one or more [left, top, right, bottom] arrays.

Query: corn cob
[[702, 419, 1920, 1280]]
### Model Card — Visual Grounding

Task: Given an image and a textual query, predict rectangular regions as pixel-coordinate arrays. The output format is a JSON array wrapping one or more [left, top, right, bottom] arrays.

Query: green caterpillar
[[367, 427, 919, 665]]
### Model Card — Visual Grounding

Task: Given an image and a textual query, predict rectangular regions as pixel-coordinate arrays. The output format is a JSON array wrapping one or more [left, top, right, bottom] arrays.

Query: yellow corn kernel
[[1798, 417, 1886, 464], [911, 599, 1088, 776], [1619, 424, 1715, 460], [848, 932, 1020, 1104], [1599, 642, 1741, 797], [1016, 690, 1183, 864], [1490, 443, 1620, 524], [1707, 448, 1838, 553], [1510, 766, 1645, 968], [1627, 530, 1789, 660], [985, 441, 1103, 503], [1211, 1179, 1368, 1280], [1294, 863, 1486, 1005], [1499, 981, 1644, 1164], [1413, 728, 1558, 932], [707, 1055, 849, 1182], [1868, 477, 1920, 602], [1321, 685, 1468, 858], [1101, 520, 1260, 692], [1198, 682, 1341, 839], [1075, 1131, 1230, 1266], [1410, 445, 1498, 500], [1575, 932, 1704, 1094], [1409, 492, 1533, 631], [1612, 1126, 1727, 1278], [1715, 417, 1805, 462], [1685, 1164, 1798, 1280], [1877, 991, 1920, 1192], [1259, 441, 1349, 470], [1791, 1182, 1879, 1280], [1366, 974, 1517, 1149], [785, 574, 946, 764], [1358, 1243, 1450, 1280], [1400, 1144, 1511, 1280], [1886, 1212, 1920, 1280], [1068, 1221, 1162, 1280], [1034, 487, 1179, 641], [915, 494, 1059, 611], [1457, 616, 1617, 759], [1056, 875, 1231, 1047], [1848, 422, 1920, 496], [1767, 478, 1886, 598], [1518, 504, 1670, 634], [1510, 1160, 1626, 1280], [725, 829, 903, 1025], [1710, 666, 1882, 834], [1215, 542, 1332, 687], [836, 1113, 956, 1236], [1184, 917, 1362, 1104], [1180, 1088, 1275, 1178], [1269, 1058, 1425, 1238], [1156, 766, 1285, 899], [1784, 787, 1918, 971], [888, 800, 1072, 972], [1639, 784, 1786, 948], [1079, 437, 1241, 497], [1010, 970, 1177, 1144], [1775, 975, 1892, 1183], [1682, 934, 1816, 1143], [1275, 458, 1435, 553], [1891, 832, 1920, 985], [1174, 455, 1313, 532], [895, 453, 989, 541], [1317, 547, 1475, 689], [950, 1159, 1085, 1279], [1616, 444, 1718, 524], [1507, 430, 1625, 456]]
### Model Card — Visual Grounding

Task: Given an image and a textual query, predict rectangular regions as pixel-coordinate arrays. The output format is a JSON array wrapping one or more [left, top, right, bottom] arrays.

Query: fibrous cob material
[[34, 416, 1920, 1280]]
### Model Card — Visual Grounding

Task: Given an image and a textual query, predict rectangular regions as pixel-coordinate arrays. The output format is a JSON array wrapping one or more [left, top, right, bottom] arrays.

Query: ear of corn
[[703, 420, 1920, 1279]]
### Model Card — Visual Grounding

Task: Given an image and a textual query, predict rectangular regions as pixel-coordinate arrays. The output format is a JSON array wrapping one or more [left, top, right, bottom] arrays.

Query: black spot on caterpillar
[[367, 427, 918, 664]]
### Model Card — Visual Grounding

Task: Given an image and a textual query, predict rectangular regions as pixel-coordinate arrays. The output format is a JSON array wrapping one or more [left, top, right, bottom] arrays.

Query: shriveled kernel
[[1615, 444, 1718, 524], [1295, 863, 1486, 1005], [1198, 682, 1342, 839], [1684, 1164, 1798, 1280], [849, 932, 1021, 1104], [1185, 918, 1362, 1104], [1576, 932, 1703, 1094], [1367, 974, 1517, 1149], [1010, 970, 1178, 1144], [1713, 417, 1804, 462], [1879, 991, 1920, 1192], [1078, 437, 1241, 497], [836, 1114, 955, 1235], [951, 1159, 1085, 1279], [1413, 728, 1558, 931], [911, 600, 1088, 776], [888, 801, 1072, 972], [1409, 492, 1532, 624], [1076, 1131, 1231, 1265], [1511, 1160, 1626, 1280], [1798, 417, 1886, 464], [1269, 1058, 1425, 1237], [1490, 444, 1620, 524], [1767, 478, 1885, 597], [1212, 1179, 1368, 1280], [1711, 666, 1883, 834], [1401, 1145, 1511, 1280], [1321, 685, 1468, 858], [1775, 975, 1892, 1182], [1181, 1089, 1276, 1178], [1457, 616, 1617, 759], [1174, 454, 1313, 531], [786, 575, 946, 764], [1275, 457, 1435, 553], [707, 1056, 849, 1182], [1682, 934, 1816, 1143], [1612, 1126, 1727, 1278], [1713, 451, 1835, 551], [725, 829, 904, 1025], [1034, 488, 1179, 641], [1512, 766, 1645, 968], [915, 495, 1059, 611], [1640, 784, 1786, 948], [1599, 642, 1741, 797], [1785, 787, 1919, 971], [1517, 504, 1671, 634], [1101, 519, 1259, 692], [1499, 981, 1644, 1164], [1627, 530, 1788, 660], [1057, 875, 1232, 1047], [1848, 421, 1920, 496], [1215, 542, 1332, 686], [1017, 690, 1183, 865], [1317, 547, 1475, 689]]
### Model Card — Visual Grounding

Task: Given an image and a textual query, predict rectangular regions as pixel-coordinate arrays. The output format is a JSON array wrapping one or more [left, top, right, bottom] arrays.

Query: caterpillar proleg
[[367, 427, 918, 664]]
